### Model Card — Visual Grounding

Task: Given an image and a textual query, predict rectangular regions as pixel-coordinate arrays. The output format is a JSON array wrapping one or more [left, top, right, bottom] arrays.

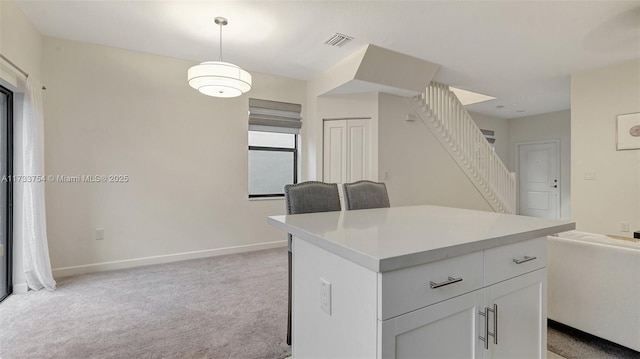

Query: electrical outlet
[[620, 222, 630, 232], [95, 228, 105, 240], [320, 278, 331, 315]]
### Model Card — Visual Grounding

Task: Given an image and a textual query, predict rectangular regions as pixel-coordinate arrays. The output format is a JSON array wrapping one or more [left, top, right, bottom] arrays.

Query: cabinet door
[[483, 269, 547, 359], [381, 289, 484, 359]]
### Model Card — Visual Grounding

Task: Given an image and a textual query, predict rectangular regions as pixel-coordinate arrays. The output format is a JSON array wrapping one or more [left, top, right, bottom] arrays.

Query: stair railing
[[412, 82, 516, 214]]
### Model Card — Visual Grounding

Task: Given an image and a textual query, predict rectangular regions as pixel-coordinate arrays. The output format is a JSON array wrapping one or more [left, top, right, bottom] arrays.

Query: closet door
[[345, 119, 370, 183], [323, 118, 371, 184], [323, 120, 347, 184]]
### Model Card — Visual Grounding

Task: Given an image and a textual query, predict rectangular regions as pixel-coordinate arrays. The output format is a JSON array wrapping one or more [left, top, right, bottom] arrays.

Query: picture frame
[[616, 112, 640, 150]]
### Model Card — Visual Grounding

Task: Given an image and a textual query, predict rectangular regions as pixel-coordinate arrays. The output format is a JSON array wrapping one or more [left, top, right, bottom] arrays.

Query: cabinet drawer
[[484, 237, 547, 286], [379, 251, 483, 320]]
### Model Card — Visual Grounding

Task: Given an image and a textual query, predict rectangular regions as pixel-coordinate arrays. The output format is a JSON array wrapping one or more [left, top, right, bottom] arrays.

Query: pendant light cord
[[218, 21, 223, 61]]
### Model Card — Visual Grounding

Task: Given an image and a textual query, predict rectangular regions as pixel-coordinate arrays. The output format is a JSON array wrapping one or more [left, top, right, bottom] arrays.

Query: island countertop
[[268, 204, 575, 272]]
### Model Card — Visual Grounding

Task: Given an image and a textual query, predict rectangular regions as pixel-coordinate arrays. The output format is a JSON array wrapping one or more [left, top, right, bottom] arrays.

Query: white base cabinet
[[292, 236, 549, 359], [381, 289, 484, 359], [483, 269, 547, 359], [382, 269, 546, 359]]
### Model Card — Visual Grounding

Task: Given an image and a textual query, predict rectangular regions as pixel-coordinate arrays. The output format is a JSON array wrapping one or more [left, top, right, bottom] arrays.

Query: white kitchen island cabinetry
[[269, 205, 574, 359]]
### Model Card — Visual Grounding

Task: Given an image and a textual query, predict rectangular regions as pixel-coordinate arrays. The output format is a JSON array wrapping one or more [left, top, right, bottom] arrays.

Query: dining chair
[[343, 180, 390, 210], [284, 181, 341, 345]]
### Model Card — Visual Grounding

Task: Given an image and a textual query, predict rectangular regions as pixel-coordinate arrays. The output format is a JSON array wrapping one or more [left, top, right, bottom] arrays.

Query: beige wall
[[378, 93, 492, 211], [571, 60, 640, 236], [42, 37, 306, 274], [509, 110, 571, 220], [0, 0, 43, 292], [0, 0, 42, 82]]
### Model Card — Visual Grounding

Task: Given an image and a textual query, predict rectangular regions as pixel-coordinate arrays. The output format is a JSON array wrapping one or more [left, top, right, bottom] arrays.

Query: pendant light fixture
[[188, 17, 252, 98]]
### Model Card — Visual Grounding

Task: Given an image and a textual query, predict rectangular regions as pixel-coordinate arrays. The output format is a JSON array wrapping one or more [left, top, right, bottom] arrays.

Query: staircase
[[406, 82, 516, 214]]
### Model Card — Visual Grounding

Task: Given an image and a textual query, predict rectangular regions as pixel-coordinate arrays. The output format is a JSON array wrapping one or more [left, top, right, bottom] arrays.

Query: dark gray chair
[[343, 180, 390, 210], [284, 181, 341, 345]]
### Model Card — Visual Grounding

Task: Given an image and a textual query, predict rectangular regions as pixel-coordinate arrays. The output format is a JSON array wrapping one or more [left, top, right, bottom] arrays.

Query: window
[[248, 131, 297, 197], [248, 99, 302, 198]]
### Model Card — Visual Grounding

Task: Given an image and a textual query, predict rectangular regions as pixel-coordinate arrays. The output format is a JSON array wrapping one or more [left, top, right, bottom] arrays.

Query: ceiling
[[15, 1, 640, 119]]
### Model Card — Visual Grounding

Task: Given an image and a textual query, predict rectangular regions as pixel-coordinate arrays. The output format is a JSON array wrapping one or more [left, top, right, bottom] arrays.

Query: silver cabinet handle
[[479, 308, 489, 349], [513, 255, 537, 264], [479, 304, 498, 349], [429, 276, 463, 289], [491, 304, 498, 345]]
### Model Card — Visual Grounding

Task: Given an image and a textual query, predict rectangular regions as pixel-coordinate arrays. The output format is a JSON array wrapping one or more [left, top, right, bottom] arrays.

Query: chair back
[[343, 180, 390, 210], [285, 181, 341, 215]]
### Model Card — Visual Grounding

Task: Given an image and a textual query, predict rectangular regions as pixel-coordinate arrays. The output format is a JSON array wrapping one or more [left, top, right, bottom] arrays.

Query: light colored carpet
[[5, 247, 636, 359], [0, 248, 291, 359]]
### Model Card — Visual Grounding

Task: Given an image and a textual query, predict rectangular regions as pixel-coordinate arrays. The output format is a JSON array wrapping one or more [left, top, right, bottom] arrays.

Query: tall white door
[[518, 141, 559, 219], [323, 119, 371, 184]]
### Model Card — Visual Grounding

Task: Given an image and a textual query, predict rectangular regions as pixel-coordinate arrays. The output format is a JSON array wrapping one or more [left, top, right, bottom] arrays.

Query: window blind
[[249, 98, 302, 134]]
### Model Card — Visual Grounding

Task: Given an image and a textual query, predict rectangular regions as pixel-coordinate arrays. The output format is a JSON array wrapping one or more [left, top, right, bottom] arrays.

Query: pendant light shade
[[188, 61, 252, 98], [188, 17, 251, 98]]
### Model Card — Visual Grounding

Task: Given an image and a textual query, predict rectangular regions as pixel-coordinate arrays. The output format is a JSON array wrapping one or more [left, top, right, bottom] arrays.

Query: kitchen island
[[268, 205, 574, 358]]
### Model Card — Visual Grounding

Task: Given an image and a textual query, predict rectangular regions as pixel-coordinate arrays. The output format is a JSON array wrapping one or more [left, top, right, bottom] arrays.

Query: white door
[[381, 289, 484, 359], [517, 141, 559, 219], [323, 119, 371, 184], [483, 269, 547, 359], [323, 120, 348, 184]]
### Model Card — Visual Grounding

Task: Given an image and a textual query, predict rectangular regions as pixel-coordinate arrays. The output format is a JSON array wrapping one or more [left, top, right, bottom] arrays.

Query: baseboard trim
[[52, 240, 287, 278], [13, 283, 28, 294]]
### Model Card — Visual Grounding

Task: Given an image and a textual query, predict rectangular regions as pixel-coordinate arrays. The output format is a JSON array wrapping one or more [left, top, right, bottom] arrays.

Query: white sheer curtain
[[19, 77, 56, 291]]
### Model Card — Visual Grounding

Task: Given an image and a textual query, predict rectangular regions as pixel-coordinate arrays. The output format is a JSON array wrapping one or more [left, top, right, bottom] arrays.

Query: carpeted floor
[[3, 248, 639, 359], [548, 320, 640, 359], [0, 248, 291, 359]]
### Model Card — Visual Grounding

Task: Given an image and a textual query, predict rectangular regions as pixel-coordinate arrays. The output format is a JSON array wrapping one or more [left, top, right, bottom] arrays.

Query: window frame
[[248, 132, 298, 198], [0, 84, 13, 302]]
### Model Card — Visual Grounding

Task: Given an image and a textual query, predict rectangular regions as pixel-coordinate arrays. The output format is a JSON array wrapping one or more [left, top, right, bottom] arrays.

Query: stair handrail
[[418, 82, 516, 214]]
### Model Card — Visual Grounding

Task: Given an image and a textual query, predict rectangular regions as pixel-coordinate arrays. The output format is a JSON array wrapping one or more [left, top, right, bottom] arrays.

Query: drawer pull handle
[[430, 276, 463, 289], [513, 256, 537, 264]]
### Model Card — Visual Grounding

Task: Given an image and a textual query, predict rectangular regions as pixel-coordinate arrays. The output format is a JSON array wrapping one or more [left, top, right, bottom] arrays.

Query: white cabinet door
[[483, 269, 547, 359], [381, 289, 484, 359], [323, 119, 371, 184]]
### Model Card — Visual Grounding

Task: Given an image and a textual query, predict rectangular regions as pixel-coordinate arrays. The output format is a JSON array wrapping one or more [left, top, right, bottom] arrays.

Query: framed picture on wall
[[616, 112, 640, 150]]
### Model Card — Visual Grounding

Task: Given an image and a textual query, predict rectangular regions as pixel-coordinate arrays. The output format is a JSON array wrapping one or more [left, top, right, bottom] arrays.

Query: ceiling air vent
[[324, 33, 353, 47]]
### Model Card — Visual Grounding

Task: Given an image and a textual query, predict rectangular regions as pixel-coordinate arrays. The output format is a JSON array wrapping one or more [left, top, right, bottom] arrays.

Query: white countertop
[[268, 205, 575, 272]]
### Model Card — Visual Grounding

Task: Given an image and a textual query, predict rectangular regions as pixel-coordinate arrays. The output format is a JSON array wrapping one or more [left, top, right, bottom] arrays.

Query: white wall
[[378, 93, 493, 211], [0, 0, 43, 292], [509, 110, 571, 220], [42, 37, 306, 275], [571, 60, 640, 236], [469, 112, 509, 165]]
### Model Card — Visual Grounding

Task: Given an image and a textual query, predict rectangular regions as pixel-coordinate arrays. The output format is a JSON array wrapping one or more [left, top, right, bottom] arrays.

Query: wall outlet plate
[[95, 228, 105, 240], [320, 278, 331, 315], [620, 222, 630, 232]]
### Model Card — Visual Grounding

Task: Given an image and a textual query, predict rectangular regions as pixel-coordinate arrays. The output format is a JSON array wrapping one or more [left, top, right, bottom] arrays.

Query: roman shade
[[249, 98, 302, 134]]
